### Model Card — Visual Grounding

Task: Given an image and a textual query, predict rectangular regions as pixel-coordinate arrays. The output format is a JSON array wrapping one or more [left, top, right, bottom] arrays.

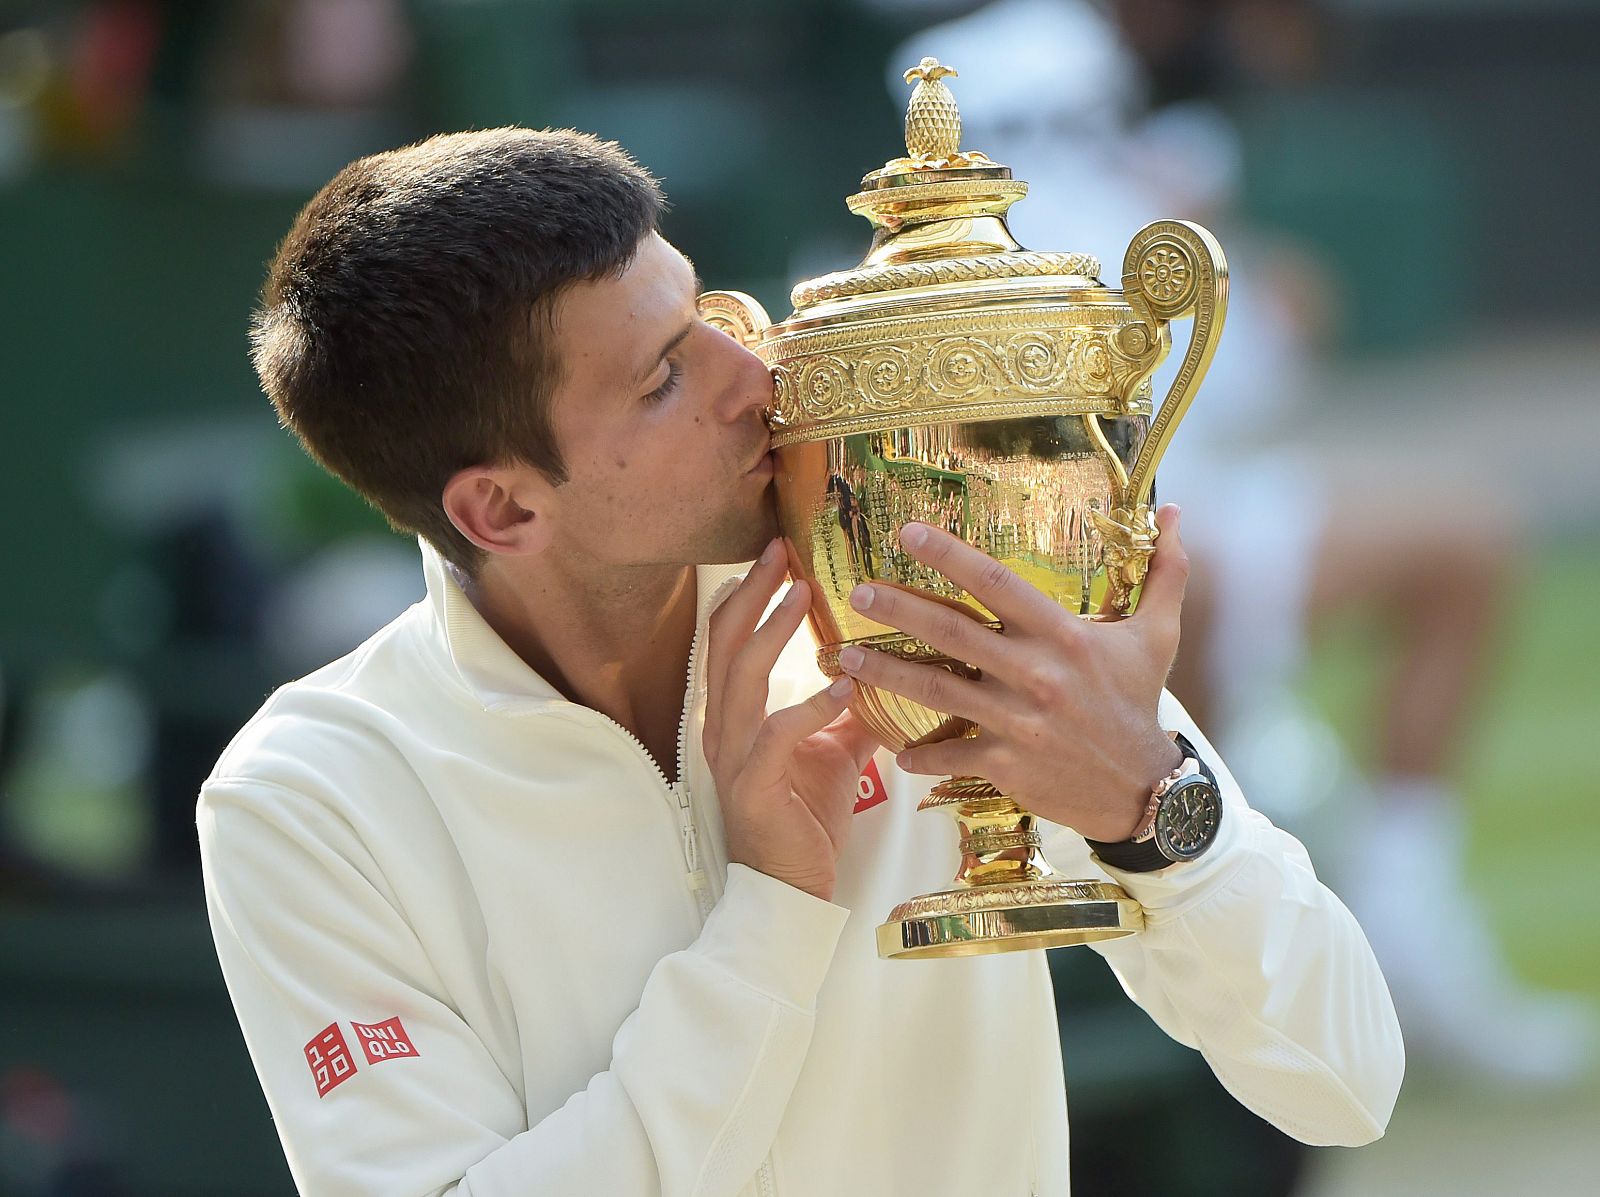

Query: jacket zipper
[[673, 626, 714, 921], [595, 634, 711, 920], [586, 573, 750, 916], [587, 575, 777, 1196]]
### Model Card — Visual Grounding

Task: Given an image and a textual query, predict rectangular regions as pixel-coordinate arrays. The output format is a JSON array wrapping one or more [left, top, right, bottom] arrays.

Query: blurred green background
[[3, 1, 1598, 1194]]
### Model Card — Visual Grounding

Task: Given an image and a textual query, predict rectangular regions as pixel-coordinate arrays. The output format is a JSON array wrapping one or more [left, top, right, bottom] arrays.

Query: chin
[[698, 499, 780, 565]]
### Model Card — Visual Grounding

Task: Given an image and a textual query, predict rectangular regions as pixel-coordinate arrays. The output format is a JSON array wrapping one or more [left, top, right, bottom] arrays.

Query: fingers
[[1133, 504, 1188, 647], [837, 644, 1004, 729], [742, 678, 855, 787], [846, 582, 1023, 677], [704, 538, 787, 737], [718, 580, 813, 764], [895, 523, 1067, 636], [895, 736, 990, 779]]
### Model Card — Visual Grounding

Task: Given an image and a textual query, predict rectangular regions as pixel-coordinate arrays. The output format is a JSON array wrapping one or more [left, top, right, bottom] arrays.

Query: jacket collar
[[419, 538, 746, 712]]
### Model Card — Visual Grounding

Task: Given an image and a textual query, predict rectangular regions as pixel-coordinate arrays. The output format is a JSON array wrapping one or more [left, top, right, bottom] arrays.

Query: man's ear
[[442, 464, 556, 558]]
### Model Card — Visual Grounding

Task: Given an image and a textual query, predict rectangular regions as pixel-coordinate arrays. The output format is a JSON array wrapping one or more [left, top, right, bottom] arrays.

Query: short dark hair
[[250, 127, 665, 574]]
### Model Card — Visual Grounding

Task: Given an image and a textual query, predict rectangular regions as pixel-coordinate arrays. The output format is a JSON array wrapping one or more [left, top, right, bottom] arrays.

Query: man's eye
[[644, 361, 682, 405]]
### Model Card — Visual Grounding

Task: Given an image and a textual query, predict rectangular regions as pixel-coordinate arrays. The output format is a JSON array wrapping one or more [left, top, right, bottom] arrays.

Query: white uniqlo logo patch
[[352, 1016, 418, 1064], [304, 1023, 357, 1097]]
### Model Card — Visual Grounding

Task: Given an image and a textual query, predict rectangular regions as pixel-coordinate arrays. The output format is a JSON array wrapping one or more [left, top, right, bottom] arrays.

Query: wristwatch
[[1086, 731, 1223, 873]]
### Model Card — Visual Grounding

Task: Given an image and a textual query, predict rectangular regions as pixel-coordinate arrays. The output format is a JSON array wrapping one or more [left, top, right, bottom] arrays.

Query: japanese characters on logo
[[303, 1023, 358, 1098]]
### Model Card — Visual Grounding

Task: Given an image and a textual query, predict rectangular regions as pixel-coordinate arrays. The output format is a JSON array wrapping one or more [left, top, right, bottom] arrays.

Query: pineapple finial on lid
[[904, 58, 961, 161], [894, 58, 993, 172]]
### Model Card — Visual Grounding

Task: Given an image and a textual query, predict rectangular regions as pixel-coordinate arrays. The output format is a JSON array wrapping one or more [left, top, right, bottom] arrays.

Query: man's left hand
[[837, 504, 1189, 843]]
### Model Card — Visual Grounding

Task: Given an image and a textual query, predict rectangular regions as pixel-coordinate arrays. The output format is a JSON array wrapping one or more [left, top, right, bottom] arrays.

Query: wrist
[[776, 873, 835, 903], [730, 850, 834, 903], [755, 859, 834, 902], [1088, 731, 1225, 872], [1115, 733, 1185, 840]]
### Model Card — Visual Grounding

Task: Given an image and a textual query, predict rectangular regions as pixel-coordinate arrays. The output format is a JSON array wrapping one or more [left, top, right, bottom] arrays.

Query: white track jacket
[[198, 543, 1403, 1197]]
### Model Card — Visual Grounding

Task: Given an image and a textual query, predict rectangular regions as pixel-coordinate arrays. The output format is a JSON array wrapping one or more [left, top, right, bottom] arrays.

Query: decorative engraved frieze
[[888, 880, 1132, 921], [959, 829, 1043, 855], [765, 314, 1160, 445]]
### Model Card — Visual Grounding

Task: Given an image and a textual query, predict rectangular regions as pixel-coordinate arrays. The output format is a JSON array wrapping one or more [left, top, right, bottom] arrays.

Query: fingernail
[[829, 676, 852, 698], [760, 538, 782, 565], [849, 584, 874, 611], [899, 523, 927, 550], [781, 583, 807, 607], [839, 646, 865, 673]]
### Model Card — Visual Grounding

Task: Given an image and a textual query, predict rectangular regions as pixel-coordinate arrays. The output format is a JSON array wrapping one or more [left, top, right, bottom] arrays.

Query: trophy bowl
[[700, 59, 1227, 959]]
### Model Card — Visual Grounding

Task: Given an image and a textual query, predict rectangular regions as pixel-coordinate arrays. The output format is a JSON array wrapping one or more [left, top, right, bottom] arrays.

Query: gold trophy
[[700, 59, 1228, 959]]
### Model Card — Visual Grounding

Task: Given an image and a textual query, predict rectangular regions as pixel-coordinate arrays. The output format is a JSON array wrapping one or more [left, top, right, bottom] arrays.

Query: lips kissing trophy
[[699, 59, 1228, 959]]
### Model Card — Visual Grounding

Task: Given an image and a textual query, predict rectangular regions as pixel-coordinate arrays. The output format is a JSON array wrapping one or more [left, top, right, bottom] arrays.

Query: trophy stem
[[924, 778, 1054, 888], [880, 777, 1146, 960]]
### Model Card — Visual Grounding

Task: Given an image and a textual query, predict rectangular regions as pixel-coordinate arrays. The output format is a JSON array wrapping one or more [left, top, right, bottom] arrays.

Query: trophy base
[[876, 878, 1144, 960]]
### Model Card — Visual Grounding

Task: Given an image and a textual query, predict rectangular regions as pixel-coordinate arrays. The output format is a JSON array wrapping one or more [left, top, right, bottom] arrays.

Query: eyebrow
[[631, 261, 703, 389]]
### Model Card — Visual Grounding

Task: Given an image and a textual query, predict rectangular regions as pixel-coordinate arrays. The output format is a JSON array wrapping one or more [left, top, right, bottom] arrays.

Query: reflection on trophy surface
[[699, 57, 1228, 959]]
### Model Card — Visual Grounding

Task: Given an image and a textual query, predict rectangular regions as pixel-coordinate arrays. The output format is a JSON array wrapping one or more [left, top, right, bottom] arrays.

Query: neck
[[466, 554, 699, 781]]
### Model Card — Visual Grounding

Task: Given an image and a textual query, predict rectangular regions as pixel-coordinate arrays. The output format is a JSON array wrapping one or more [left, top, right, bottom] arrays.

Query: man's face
[[543, 232, 778, 567]]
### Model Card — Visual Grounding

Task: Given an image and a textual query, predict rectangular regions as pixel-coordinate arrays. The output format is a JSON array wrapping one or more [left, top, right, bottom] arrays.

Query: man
[[199, 128, 1402, 1196]]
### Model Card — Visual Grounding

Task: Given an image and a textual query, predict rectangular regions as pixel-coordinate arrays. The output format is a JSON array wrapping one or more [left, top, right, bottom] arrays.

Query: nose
[[707, 324, 776, 427]]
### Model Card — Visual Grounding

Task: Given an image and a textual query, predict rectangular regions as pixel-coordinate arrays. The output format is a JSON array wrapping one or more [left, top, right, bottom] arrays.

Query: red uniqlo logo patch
[[352, 1016, 418, 1065], [304, 1023, 357, 1098], [853, 759, 887, 814]]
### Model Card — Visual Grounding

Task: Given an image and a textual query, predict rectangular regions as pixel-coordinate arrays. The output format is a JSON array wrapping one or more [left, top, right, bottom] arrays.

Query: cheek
[[611, 450, 679, 494], [579, 421, 733, 506]]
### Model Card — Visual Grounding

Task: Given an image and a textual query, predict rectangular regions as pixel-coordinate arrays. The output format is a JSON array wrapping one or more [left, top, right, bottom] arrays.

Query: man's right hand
[[703, 540, 880, 902]]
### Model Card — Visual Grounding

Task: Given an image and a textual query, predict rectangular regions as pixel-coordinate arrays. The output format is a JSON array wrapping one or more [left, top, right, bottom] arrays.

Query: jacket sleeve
[[198, 779, 849, 1197], [1039, 691, 1405, 1147]]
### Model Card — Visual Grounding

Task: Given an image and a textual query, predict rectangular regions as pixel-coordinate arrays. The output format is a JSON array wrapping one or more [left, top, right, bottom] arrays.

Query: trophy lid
[[788, 58, 1103, 314], [723, 57, 1195, 451]]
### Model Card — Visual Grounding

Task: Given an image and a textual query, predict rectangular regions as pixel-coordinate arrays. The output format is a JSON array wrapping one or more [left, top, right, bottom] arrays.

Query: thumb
[[1135, 504, 1189, 627]]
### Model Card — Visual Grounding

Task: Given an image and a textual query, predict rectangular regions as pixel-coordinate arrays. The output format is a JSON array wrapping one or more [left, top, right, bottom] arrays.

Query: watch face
[[1154, 777, 1222, 861]]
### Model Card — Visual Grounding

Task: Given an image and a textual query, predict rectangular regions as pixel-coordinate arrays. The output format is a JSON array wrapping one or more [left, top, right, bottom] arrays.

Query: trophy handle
[[697, 289, 773, 349], [1118, 220, 1229, 510]]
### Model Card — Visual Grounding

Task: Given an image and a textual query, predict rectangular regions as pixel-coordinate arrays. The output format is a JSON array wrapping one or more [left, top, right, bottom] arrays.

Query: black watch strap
[[1086, 732, 1220, 873]]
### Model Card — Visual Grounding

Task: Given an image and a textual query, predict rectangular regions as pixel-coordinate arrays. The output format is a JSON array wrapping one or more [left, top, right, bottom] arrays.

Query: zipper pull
[[673, 784, 698, 872], [680, 820, 699, 873], [674, 783, 713, 919], [682, 823, 714, 918]]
